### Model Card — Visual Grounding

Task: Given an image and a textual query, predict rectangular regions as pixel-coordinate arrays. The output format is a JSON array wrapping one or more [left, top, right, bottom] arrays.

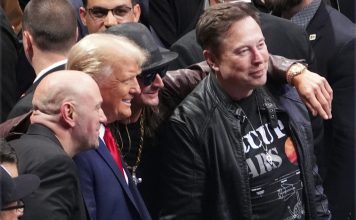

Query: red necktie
[[103, 127, 125, 176]]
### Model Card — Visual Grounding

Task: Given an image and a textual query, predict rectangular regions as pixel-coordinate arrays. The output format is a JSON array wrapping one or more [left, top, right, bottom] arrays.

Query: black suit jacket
[[10, 123, 87, 220], [306, 2, 355, 218], [169, 12, 318, 72], [0, 8, 20, 122], [7, 64, 65, 119]]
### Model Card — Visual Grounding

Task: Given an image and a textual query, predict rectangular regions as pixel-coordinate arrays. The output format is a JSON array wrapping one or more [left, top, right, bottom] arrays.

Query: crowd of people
[[0, 0, 354, 219]]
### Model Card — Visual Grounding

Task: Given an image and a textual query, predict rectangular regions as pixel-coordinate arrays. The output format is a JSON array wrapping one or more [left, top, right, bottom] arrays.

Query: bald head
[[33, 70, 100, 115], [32, 70, 107, 156]]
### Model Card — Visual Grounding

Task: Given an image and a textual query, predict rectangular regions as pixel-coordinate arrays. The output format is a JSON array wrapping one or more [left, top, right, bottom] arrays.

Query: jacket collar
[[208, 73, 279, 127], [26, 123, 62, 148]]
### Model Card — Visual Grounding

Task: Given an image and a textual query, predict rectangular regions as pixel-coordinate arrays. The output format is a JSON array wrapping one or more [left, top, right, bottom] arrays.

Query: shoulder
[[171, 29, 197, 47], [270, 85, 310, 125], [312, 3, 355, 36], [10, 133, 68, 172], [169, 76, 218, 133], [74, 148, 100, 168], [260, 12, 306, 34]]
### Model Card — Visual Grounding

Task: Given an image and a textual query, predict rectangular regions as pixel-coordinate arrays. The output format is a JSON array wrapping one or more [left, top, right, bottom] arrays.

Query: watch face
[[291, 64, 304, 75], [287, 64, 306, 85]]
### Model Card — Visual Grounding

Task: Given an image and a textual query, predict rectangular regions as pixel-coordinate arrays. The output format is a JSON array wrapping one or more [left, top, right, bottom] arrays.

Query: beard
[[262, 0, 303, 14]]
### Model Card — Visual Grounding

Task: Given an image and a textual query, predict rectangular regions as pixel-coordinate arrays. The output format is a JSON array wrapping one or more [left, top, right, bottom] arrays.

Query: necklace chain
[[109, 110, 145, 184], [239, 94, 273, 165], [130, 111, 145, 174]]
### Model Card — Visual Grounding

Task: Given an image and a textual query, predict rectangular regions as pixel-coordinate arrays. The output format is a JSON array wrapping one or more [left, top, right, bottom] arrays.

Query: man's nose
[[104, 11, 118, 28]]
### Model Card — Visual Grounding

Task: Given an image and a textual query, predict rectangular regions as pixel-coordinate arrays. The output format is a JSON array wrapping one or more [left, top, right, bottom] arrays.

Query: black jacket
[[0, 8, 20, 122], [10, 124, 87, 220], [306, 2, 355, 218], [7, 64, 65, 119], [158, 73, 330, 220]]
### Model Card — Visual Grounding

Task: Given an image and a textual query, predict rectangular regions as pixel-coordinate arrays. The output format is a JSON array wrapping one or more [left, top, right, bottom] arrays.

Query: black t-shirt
[[238, 92, 305, 220]]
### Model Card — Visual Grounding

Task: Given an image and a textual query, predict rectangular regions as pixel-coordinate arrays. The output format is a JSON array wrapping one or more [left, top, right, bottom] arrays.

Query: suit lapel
[[96, 139, 142, 214]]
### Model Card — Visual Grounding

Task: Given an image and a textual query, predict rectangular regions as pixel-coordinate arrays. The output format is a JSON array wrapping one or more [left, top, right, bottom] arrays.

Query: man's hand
[[293, 69, 333, 119]]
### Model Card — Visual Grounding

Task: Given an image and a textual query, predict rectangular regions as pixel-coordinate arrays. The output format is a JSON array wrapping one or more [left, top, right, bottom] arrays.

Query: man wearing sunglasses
[[79, 0, 141, 33], [71, 23, 178, 220], [103, 22, 177, 184]]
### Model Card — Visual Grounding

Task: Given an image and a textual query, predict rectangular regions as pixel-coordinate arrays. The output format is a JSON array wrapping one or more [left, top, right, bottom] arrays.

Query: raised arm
[[268, 54, 332, 119]]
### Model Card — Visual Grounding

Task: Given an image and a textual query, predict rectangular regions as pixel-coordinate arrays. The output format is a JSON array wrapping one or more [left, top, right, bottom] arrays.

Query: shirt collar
[[99, 124, 105, 140], [34, 59, 67, 83], [290, 0, 321, 29]]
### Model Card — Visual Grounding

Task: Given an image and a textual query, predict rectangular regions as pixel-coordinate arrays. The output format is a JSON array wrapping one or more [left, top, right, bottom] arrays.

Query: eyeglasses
[[87, 6, 132, 21], [138, 66, 168, 86], [1, 200, 25, 212]]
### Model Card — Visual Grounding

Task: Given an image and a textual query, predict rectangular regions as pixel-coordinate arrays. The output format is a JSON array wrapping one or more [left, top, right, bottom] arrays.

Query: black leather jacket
[[158, 73, 330, 220]]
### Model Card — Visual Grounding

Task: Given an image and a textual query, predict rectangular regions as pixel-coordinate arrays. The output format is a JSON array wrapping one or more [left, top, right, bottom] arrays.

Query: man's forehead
[[87, 0, 132, 7], [112, 60, 140, 80]]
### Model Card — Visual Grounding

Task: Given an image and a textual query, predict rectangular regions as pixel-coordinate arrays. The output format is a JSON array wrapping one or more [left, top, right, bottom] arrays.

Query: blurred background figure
[[1, 165, 40, 220]]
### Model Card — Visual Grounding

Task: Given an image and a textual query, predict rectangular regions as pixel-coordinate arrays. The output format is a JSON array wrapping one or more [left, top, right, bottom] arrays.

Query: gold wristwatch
[[286, 63, 307, 86]]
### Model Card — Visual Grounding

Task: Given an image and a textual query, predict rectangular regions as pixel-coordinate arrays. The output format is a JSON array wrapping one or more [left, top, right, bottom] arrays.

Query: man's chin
[[118, 110, 132, 121]]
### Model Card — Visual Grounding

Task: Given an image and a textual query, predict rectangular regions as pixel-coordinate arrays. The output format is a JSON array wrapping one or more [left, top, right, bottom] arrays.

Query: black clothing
[[157, 73, 330, 220], [7, 64, 65, 119], [149, 0, 204, 48], [239, 93, 305, 220], [305, 2, 355, 218], [10, 124, 87, 220], [0, 8, 20, 122], [169, 12, 317, 71]]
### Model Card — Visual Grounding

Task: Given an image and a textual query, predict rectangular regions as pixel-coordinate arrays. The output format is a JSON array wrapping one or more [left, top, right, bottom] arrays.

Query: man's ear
[[22, 31, 34, 63], [203, 49, 220, 72], [60, 103, 76, 128], [79, 7, 87, 26], [132, 3, 141, 22]]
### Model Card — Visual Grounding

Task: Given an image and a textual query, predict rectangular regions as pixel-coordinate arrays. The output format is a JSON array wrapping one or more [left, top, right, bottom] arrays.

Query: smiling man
[[67, 33, 152, 220], [157, 3, 331, 220]]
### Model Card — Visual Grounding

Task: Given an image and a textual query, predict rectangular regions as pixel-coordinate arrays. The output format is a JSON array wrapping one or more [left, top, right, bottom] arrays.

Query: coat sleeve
[[23, 155, 82, 220], [158, 119, 206, 220]]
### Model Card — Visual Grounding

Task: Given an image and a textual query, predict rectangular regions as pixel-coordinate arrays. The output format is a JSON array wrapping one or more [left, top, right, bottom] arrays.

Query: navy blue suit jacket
[[74, 138, 151, 220]]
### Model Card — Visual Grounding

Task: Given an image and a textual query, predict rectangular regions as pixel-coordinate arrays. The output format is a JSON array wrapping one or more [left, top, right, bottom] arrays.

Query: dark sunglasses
[[87, 6, 132, 21], [138, 66, 168, 86]]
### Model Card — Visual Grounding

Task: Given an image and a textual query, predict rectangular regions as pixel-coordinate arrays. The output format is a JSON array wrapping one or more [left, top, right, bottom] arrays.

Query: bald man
[[9, 70, 107, 220]]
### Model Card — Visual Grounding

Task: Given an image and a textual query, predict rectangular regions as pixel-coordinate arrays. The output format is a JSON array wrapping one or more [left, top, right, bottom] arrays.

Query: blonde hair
[[66, 33, 148, 81]]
